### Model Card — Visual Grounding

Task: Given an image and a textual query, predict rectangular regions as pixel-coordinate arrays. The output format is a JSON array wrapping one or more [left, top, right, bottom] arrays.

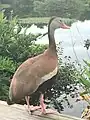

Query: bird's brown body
[[10, 48, 58, 101], [8, 17, 70, 113]]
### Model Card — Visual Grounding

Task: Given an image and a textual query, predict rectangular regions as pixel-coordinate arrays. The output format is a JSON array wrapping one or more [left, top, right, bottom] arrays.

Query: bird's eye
[[59, 20, 62, 22]]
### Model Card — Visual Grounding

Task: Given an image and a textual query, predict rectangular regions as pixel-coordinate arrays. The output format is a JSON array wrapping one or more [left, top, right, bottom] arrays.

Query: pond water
[[20, 20, 90, 64], [60, 94, 88, 117], [19, 20, 90, 118]]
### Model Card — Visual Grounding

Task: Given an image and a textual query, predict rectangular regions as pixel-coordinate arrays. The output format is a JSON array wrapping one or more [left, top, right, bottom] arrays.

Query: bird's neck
[[48, 25, 56, 52]]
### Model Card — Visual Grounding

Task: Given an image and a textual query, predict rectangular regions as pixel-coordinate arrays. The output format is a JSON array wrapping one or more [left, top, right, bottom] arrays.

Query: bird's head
[[49, 17, 70, 30]]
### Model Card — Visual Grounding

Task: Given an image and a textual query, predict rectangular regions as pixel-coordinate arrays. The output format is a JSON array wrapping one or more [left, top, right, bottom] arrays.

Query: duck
[[7, 17, 70, 114]]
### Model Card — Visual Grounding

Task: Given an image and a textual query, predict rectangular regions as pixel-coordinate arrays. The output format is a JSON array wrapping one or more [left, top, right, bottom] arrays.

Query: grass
[[19, 17, 50, 24], [0, 4, 10, 8], [18, 17, 76, 25]]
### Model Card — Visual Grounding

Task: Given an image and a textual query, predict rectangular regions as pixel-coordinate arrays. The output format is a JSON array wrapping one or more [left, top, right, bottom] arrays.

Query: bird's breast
[[40, 67, 58, 85]]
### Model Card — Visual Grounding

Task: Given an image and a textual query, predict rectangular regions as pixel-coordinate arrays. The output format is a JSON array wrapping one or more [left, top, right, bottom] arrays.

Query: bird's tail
[[6, 97, 14, 105], [7, 88, 14, 105]]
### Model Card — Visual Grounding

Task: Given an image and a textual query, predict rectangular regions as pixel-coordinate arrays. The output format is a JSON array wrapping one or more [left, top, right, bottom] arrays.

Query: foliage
[[0, 56, 16, 73], [0, 56, 16, 100], [13, 0, 34, 17], [34, 0, 85, 19], [84, 39, 90, 50], [0, 12, 47, 63], [80, 0, 90, 20], [76, 60, 90, 105], [1, 0, 89, 20], [77, 60, 90, 93]]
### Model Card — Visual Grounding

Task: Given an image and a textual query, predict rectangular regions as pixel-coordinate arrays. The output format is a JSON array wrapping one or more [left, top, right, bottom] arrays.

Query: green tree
[[1, 0, 34, 17], [11, 0, 34, 17], [34, 0, 85, 19], [80, 0, 90, 20], [0, 0, 88, 20]]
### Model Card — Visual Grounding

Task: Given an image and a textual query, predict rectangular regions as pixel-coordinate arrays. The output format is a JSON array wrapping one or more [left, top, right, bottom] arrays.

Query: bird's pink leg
[[25, 96, 31, 112], [40, 94, 58, 114], [25, 95, 58, 114], [25, 96, 41, 112], [40, 94, 46, 114]]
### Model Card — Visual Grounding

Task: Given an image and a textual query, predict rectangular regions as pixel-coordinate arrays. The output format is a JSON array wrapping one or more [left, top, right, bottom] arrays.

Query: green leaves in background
[[77, 60, 90, 96], [0, 56, 16, 73]]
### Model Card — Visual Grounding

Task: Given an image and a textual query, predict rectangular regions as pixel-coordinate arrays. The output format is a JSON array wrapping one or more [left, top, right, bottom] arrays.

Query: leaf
[[0, 11, 4, 22], [0, 56, 16, 73], [83, 60, 90, 67], [85, 68, 90, 78]]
